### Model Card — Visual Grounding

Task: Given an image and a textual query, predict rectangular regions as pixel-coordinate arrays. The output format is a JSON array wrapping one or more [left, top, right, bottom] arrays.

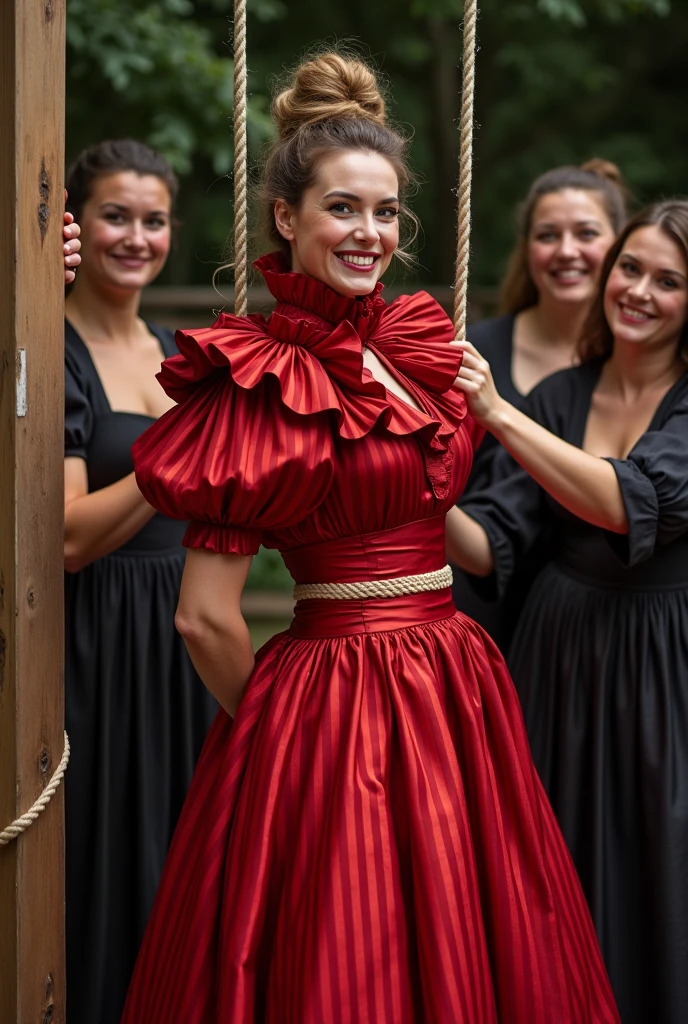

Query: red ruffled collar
[[158, 252, 466, 498], [256, 251, 387, 336]]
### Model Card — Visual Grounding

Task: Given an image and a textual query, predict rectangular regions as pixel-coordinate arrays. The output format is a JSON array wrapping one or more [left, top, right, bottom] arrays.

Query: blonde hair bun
[[272, 53, 386, 141], [580, 158, 624, 187]]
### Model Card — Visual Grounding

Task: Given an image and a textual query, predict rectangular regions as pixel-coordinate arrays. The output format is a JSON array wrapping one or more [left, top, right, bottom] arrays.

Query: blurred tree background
[[67, 0, 684, 290], [66, 0, 685, 593]]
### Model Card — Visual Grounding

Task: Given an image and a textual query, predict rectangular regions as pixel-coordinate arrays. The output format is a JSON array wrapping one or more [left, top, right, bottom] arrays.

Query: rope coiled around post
[[0, 731, 70, 846], [293, 565, 453, 601]]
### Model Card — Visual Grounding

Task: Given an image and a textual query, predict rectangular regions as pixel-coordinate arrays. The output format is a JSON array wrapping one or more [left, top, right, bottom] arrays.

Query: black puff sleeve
[[459, 367, 578, 598], [65, 360, 93, 460], [461, 447, 547, 599], [605, 394, 688, 566]]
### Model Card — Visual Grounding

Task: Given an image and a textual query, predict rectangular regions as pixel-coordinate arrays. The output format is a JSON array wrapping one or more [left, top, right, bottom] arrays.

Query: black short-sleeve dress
[[451, 315, 553, 650], [463, 360, 688, 1024], [64, 321, 217, 1024]]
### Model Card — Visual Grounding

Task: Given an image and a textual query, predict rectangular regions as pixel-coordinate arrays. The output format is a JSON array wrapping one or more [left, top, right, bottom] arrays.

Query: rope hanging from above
[[231, 2, 477, 324], [233, 0, 248, 316], [454, 0, 478, 340]]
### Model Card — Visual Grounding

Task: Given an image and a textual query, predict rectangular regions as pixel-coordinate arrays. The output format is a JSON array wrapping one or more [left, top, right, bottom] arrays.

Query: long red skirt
[[121, 590, 618, 1022]]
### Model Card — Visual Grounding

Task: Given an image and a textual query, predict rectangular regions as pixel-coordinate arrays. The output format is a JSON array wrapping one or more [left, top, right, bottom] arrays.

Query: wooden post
[[0, 1, 67, 1021]]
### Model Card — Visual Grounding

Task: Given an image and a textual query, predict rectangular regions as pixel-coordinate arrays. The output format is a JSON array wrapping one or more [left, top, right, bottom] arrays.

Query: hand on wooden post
[[63, 189, 81, 284]]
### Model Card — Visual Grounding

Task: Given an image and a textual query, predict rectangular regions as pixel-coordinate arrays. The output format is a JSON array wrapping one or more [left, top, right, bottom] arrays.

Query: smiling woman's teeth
[[338, 254, 375, 266], [621, 304, 651, 322]]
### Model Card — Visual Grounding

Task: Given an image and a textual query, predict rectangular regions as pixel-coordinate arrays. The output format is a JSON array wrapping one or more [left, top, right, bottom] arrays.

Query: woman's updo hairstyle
[[499, 159, 630, 314], [578, 199, 688, 366], [66, 139, 179, 222], [258, 53, 418, 266], [273, 53, 387, 136]]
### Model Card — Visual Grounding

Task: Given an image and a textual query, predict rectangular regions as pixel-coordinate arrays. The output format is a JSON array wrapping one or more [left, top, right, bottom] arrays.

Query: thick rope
[[0, 732, 70, 847], [453, 0, 478, 339], [233, 0, 248, 316], [293, 565, 453, 601]]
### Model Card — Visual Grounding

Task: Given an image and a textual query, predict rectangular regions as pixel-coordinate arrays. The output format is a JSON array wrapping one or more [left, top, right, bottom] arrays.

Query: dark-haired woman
[[452, 161, 627, 649], [450, 200, 688, 1024], [63, 139, 216, 1024], [121, 54, 618, 1023]]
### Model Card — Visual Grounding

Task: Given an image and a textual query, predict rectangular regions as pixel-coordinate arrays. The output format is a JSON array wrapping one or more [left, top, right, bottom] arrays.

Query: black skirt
[[510, 555, 688, 1024], [65, 521, 218, 1024], [463, 362, 688, 1024], [64, 320, 217, 1024]]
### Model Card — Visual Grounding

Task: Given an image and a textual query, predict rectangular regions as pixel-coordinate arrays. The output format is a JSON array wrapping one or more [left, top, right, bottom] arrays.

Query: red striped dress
[[120, 252, 619, 1023]]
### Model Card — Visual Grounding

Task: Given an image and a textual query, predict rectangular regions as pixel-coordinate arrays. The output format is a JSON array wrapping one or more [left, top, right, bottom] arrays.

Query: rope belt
[[293, 564, 453, 601]]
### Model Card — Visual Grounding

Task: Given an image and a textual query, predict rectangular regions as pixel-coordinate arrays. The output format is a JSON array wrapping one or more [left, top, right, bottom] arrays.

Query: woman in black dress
[[452, 160, 627, 649], [449, 200, 688, 1024], [63, 140, 217, 1024]]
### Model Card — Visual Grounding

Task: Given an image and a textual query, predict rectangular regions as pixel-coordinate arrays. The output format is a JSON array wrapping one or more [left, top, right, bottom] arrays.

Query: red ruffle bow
[[157, 253, 466, 498]]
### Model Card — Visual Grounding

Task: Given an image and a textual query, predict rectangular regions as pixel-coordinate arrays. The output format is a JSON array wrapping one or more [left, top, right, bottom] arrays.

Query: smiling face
[[77, 171, 172, 295], [526, 188, 616, 308], [273, 149, 400, 297], [603, 224, 688, 353]]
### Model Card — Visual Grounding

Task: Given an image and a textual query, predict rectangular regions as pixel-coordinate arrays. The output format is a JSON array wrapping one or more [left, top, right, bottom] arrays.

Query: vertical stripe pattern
[[122, 590, 619, 1023], [122, 264, 618, 1021]]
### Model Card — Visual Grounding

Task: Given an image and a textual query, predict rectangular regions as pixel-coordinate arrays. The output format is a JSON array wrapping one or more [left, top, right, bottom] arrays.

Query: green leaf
[[536, 0, 587, 27]]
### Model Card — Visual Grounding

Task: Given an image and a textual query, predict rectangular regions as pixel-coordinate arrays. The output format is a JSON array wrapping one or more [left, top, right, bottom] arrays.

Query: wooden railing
[[141, 283, 500, 329]]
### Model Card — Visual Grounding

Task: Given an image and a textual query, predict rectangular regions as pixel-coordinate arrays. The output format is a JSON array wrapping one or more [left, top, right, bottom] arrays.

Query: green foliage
[[67, 0, 686, 293], [67, 0, 274, 173], [467, 0, 683, 284], [526, 0, 671, 24], [246, 548, 293, 591]]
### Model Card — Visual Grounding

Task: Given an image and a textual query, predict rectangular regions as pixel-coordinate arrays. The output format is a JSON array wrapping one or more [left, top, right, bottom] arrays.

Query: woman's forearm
[[175, 611, 255, 717], [175, 548, 254, 716], [446, 507, 494, 576], [488, 400, 628, 533], [64, 472, 157, 572], [453, 341, 628, 535]]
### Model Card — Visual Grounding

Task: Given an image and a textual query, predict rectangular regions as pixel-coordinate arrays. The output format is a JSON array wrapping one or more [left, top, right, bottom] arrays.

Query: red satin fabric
[[122, 257, 618, 1023], [287, 517, 457, 638], [283, 516, 447, 584]]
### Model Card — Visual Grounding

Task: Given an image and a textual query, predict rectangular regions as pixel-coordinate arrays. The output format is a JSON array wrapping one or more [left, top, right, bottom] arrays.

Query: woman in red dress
[[121, 54, 618, 1023]]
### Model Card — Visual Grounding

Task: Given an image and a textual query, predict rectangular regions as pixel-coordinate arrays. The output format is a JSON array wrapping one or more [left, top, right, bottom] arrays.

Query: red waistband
[[289, 589, 456, 639], [282, 515, 446, 585]]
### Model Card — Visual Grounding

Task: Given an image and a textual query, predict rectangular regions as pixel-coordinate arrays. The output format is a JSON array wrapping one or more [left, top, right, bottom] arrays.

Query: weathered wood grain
[[0, 1, 66, 1020]]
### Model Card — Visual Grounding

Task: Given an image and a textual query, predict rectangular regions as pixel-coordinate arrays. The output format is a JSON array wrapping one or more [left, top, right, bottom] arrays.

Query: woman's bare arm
[[174, 548, 255, 717], [64, 457, 157, 572], [453, 342, 628, 534], [445, 506, 494, 576]]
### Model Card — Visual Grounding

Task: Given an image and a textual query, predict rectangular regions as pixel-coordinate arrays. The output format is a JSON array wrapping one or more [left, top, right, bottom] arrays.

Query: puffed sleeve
[[604, 397, 688, 566], [132, 370, 336, 556], [65, 362, 93, 460]]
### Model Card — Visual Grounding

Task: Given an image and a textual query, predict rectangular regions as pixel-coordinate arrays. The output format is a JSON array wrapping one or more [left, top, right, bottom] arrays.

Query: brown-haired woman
[[120, 53, 618, 1023], [450, 200, 688, 1024], [63, 139, 216, 1024], [452, 161, 628, 649]]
